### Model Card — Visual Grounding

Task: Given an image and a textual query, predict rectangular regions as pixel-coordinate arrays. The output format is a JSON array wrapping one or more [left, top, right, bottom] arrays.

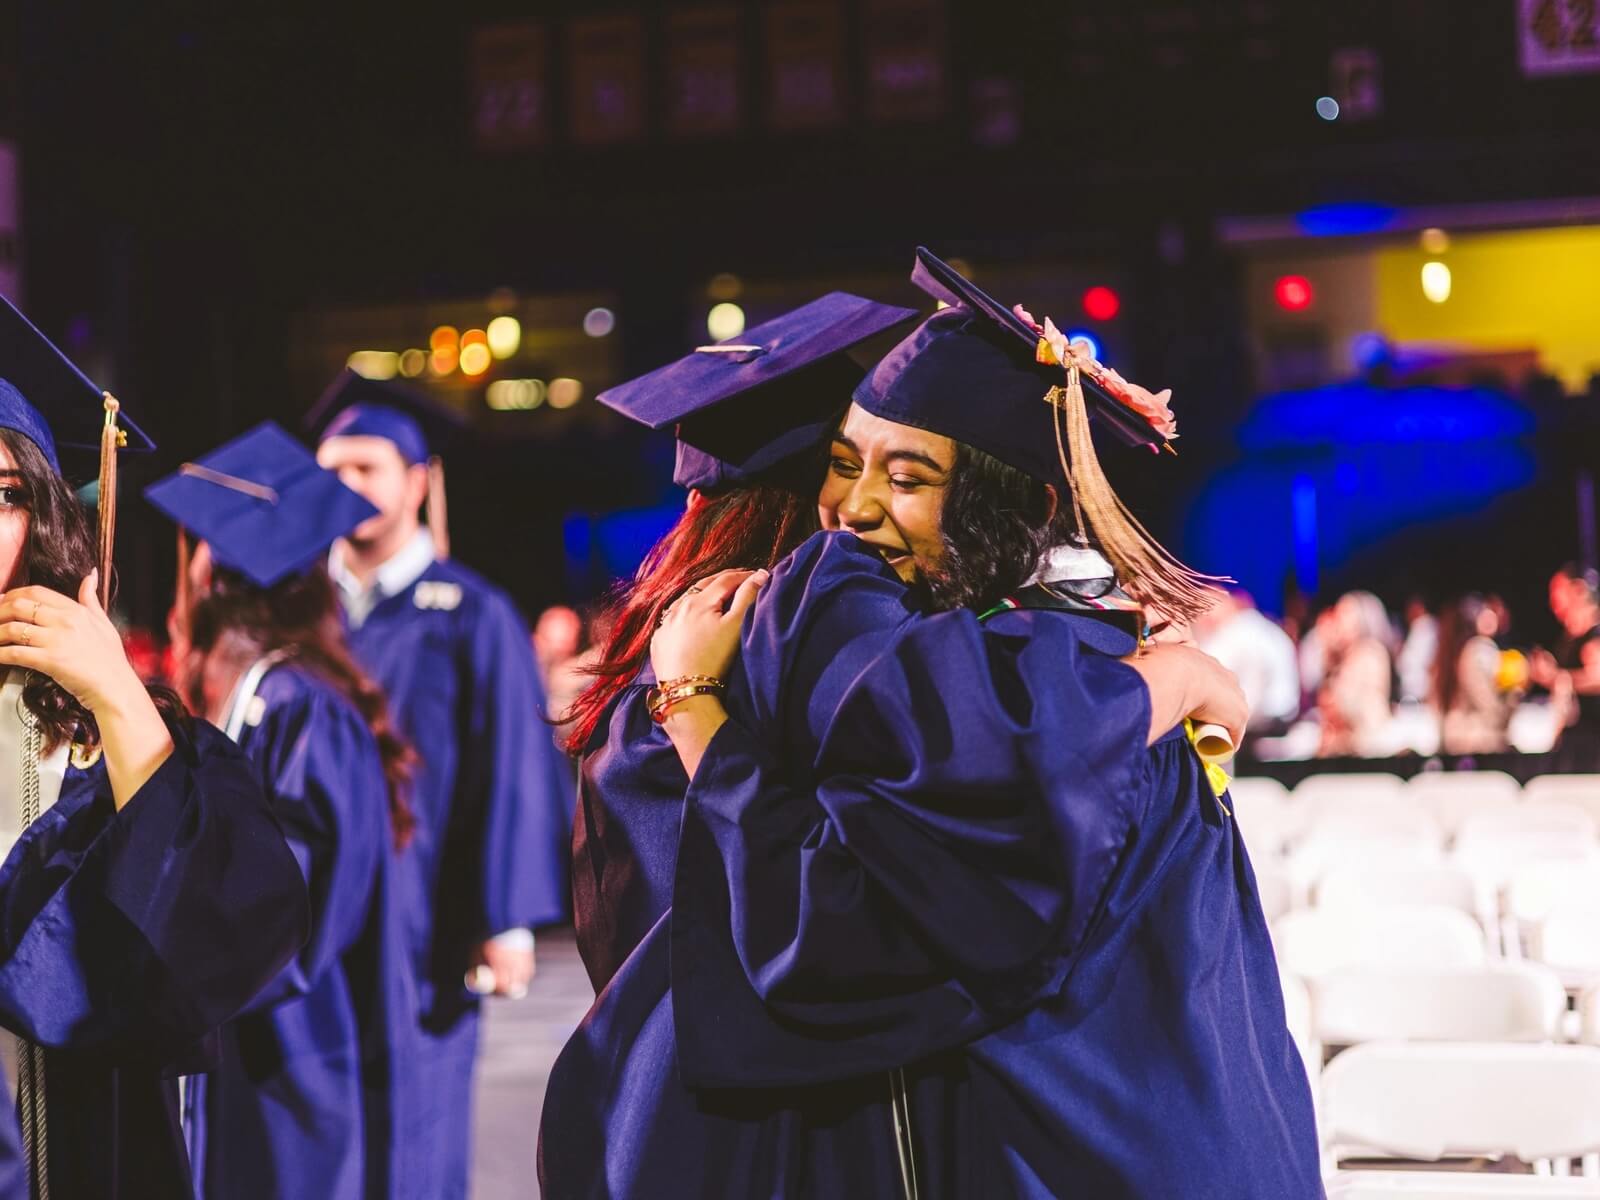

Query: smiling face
[[0, 438, 33, 591], [816, 403, 955, 585]]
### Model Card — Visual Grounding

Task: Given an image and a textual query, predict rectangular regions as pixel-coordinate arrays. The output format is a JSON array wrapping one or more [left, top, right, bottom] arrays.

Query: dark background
[[4, 1, 1599, 637]]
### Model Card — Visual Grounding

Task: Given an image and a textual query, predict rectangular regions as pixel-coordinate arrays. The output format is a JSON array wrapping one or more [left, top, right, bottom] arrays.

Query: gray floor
[[471, 927, 594, 1200]]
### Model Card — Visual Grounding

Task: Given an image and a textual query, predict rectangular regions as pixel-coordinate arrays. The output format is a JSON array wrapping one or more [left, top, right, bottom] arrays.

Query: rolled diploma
[[1191, 722, 1236, 764]]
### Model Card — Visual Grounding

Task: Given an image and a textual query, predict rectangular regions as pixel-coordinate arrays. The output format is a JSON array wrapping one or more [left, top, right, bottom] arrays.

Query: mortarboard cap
[[856, 248, 1220, 624], [144, 421, 378, 589], [0, 294, 154, 471], [598, 292, 916, 492], [305, 369, 468, 466]]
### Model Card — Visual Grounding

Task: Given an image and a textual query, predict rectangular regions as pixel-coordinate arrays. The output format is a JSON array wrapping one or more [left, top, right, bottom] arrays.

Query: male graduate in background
[[310, 370, 570, 1198]]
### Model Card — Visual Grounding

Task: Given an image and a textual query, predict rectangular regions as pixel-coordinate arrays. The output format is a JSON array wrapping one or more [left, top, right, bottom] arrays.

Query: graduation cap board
[[597, 291, 917, 492], [856, 248, 1220, 624], [0, 294, 154, 607], [145, 421, 379, 590], [305, 368, 465, 558]]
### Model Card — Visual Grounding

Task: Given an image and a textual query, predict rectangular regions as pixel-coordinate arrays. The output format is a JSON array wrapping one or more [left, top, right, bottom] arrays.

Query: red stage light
[[1082, 285, 1120, 321], [1275, 275, 1314, 312]]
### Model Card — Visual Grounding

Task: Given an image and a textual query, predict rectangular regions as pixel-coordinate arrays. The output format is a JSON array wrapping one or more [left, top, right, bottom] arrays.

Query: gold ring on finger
[[28, 600, 39, 624], [18, 626, 29, 647]]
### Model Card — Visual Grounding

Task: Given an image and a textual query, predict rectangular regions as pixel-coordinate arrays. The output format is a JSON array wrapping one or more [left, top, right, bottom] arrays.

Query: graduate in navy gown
[[146, 422, 418, 1200], [0, 298, 310, 1197], [544, 263, 1320, 1196], [309, 372, 570, 1197]]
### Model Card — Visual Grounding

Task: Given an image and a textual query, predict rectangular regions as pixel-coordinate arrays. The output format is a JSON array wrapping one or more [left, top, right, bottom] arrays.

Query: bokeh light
[[706, 302, 746, 341], [486, 316, 522, 359], [583, 307, 616, 338]]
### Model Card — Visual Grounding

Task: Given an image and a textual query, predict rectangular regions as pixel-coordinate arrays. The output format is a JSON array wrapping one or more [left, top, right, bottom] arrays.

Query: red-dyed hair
[[562, 484, 815, 754]]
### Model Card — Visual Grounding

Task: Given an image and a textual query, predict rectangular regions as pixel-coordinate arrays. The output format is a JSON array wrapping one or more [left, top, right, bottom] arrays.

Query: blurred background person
[[1317, 590, 1396, 757], [1433, 593, 1516, 756], [1395, 594, 1439, 705], [1193, 586, 1300, 740], [1531, 565, 1600, 771]]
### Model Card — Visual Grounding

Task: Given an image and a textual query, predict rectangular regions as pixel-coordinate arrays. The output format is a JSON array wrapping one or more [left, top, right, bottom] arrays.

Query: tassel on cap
[[96, 393, 125, 610], [427, 454, 450, 560], [1046, 369, 1225, 626]]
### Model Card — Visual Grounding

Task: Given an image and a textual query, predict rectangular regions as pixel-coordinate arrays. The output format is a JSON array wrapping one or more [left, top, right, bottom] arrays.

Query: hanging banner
[[1519, 0, 1600, 76], [766, 0, 845, 131], [667, 7, 741, 137], [569, 14, 646, 144], [863, 0, 948, 123], [469, 23, 550, 152], [0, 141, 18, 302]]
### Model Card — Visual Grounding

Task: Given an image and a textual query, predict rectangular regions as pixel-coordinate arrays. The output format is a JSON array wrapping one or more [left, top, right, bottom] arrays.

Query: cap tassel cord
[[96, 394, 123, 611], [174, 527, 192, 649], [427, 455, 450, 561], [1048, 367, 1224, 626]]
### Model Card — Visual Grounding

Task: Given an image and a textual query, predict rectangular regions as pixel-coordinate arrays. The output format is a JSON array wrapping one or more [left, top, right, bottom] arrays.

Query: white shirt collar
[[1026, 542, 1117, 588], [331, 528, 437, 628]]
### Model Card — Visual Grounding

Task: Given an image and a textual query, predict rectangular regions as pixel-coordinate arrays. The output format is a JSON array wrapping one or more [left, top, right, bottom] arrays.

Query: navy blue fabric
[[145, 421, 378, 588], [344, 557, 570, 1199], [598, 292, 915, 492], [542, 530, 1321, 1198], [186, 666, 413, 1200], [0, 718, 309, 1197], [0, 294, 154, 466]]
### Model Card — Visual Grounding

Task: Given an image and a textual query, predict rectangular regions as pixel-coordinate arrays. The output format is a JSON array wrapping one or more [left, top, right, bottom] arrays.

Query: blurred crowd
[[1192, 565, 1600, 764]]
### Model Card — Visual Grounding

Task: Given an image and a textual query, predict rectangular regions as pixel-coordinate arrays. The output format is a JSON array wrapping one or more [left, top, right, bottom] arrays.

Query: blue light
[[1291, 475, 1320, 596], [1315, 96, 1341, 121], [1238, 383, 1534, 451], [1064, 329, 1102, 362], [1350, 331, 1391, 371], [1295, 202, 1397, 237]]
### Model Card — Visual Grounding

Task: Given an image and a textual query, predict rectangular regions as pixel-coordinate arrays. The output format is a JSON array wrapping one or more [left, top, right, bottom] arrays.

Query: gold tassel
[[1049, 365, 1224, 625], [96, 393, 124, 610], [427, 455, 450, 561], [174, 526, 192, 644]]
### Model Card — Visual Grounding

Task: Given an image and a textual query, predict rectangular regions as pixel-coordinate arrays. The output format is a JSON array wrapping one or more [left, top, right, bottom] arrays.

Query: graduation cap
[[304, 368, 464, 558], [145, 421, 378, 589], [856, 248, 1220, 624], [598, 291, 917, 492], [0, 294, 154, 607]]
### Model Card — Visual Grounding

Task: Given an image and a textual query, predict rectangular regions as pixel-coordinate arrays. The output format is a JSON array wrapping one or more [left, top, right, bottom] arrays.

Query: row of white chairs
[[1232, 772, 1600, 853], [1321, 1042, 1600, 1180], [1327, 1174, 1600, 1198]]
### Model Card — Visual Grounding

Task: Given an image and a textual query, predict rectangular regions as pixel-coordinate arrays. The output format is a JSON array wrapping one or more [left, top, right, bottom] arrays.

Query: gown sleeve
[[470, 590, 571, 934], [0, 717, 310, 1058], [671, 534, 1155, 1088], [231, 676, 387, 1012]]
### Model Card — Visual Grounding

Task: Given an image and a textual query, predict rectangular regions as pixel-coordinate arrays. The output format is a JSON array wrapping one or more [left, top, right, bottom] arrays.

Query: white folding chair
[[1254, 860, 1295, 923], [1535, 901, 1600, 989], [1230, 777, 1307, 859], [1273, 904, 1487, 980], [1459, 804, 1599, 847], [1292, 772, 1407, 820], [1315, 863, 1484, 921], [1524, 777, 1600, 830], [1288, 813, 1446, 907], [1309, 962, 1566, 1047], [1326, 1171, 1600, 1197], [1507, 859, 1600, 926], [1279, 968, 1321, 1086], [1579, 988, 1600, 1047], [1406, 772, 1523, 841], [1321, 1042, 1600, 1172], [1228, 776, 1291, 810]]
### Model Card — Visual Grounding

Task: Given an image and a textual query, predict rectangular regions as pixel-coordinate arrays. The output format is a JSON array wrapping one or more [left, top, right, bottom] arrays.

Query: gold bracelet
[[647, 681, 726, 724], [655, 674, 726, 692]]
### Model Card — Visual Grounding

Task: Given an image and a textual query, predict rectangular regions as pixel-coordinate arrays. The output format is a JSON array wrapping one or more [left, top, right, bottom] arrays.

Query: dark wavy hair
[[183, 563, 417, 848], [0, 430, 188, 753], [563, 483, 816, 755], [926, 440, 1077, 614]]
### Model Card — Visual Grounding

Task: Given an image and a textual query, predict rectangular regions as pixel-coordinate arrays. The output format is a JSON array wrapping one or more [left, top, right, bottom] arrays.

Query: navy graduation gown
[[186, 665, 413, 1200], [791, 606, 1323, 1198], [344, 557, 569, 1198], [543, 533, 1133, 1197], [546, 531, 1320, 1198], [0, 716, 310, 1198]]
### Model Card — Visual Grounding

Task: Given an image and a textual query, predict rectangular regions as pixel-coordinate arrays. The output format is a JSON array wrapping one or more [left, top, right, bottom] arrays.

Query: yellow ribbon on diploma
[[1184, 719, 1234, 805]]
